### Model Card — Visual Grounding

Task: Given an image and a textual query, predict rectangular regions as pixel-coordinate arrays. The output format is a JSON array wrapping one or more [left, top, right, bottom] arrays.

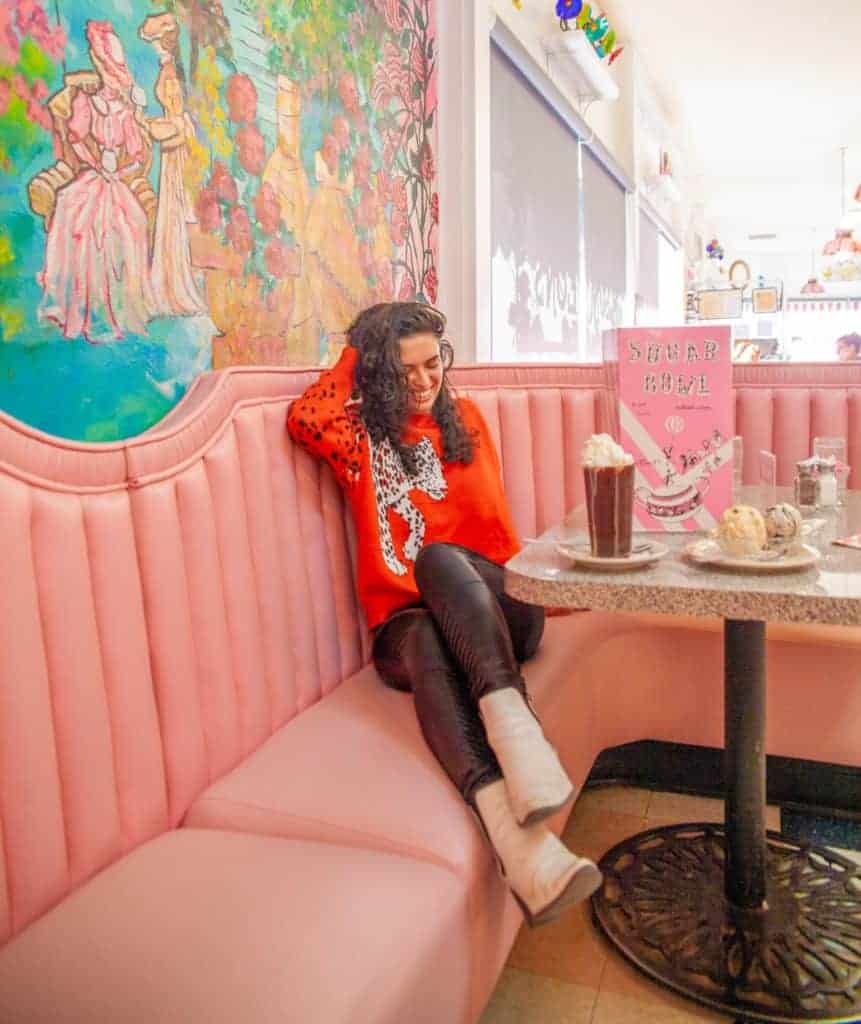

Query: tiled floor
[[479, 785, 861, 1024]]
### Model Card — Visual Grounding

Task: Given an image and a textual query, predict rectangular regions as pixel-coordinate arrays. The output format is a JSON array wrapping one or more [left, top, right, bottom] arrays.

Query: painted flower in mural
[[196, 187, 222, 233], [390, 208, 408, 247], [424, 266, 438, 304], [0, 79, 10, 117], [226, 205, 253, 255], [226, 73, 257, 124], [355, 189, 378, 231], [210, 160, 238, 203], [399, 276, 415, 301], [390, 175, 408, 214], [372, 0, 404, 33], [331, 114, 351, 150], [253, 184, 280, 236], [376, 168, 392, 204], [321, 132, 340, 177], [337, 71, 361, 117], [372, 40, 410, 109], [431, 192, 439, 225], [263, 238, 291, 278], [421, 141, 435, 182], [0, 6, 19, 65], [15, 0, 65, 60], [352, 142, 371, 189], [236, 122, 266, 176]]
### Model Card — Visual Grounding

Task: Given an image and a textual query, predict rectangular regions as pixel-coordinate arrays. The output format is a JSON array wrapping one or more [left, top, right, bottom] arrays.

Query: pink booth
[[0, 360, 858, 1022]]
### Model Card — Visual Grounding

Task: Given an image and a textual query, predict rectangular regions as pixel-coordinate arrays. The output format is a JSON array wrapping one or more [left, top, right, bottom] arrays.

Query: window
[[638, 210, 683, 326], [490, 43, 580, 361], [582, 147, 626, 358]]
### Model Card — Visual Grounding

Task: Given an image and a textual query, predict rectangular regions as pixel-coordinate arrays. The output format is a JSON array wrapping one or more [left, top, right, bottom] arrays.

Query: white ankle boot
[[479, 687, 574, 826], [474, 780, 602, 927]]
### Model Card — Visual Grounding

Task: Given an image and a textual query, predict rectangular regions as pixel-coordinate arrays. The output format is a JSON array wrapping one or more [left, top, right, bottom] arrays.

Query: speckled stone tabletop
[[505, 488, 861, 626]]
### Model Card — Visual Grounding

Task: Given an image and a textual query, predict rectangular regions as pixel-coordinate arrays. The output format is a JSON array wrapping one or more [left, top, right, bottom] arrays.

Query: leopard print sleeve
[[286, 346, 367, 488]]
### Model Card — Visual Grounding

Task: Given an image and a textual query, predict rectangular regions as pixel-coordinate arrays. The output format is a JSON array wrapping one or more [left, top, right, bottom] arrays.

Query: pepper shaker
[[793, 458, 819, 508]]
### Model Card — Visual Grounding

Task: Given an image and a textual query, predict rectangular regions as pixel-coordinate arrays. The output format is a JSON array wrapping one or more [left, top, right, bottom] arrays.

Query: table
[[505, 489, 861, 1023]]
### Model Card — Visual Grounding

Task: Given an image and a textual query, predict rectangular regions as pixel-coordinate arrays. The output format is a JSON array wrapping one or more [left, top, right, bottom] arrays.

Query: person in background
[[287, 301, 602, 927], [836, 333, 861, 361]]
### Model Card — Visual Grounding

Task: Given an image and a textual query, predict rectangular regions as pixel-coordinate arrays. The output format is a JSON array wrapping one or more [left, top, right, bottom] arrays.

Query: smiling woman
[[286, 299, 603, 926], [399, 331, 444, 413]]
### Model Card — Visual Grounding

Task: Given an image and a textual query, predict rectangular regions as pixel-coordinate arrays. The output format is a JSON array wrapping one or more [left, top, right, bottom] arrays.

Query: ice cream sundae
[[763, 503, 803, 548], [714, 505, 767, 557], [582, 434, 635, 557]]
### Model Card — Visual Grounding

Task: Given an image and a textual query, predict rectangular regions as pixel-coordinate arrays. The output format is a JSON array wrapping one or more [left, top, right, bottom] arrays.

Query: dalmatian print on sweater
[[370, 435, 447, 575]]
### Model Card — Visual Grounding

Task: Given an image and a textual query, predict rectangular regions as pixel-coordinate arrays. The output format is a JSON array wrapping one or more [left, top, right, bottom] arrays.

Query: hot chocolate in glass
[[582, 435, 635, 558]]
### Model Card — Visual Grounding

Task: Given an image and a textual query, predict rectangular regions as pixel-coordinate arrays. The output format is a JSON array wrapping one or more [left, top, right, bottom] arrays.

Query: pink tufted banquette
[[0, 360, 858, 1023]]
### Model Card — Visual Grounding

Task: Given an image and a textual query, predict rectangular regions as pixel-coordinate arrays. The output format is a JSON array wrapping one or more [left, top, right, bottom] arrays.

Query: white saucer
[[556, 540, 669, 572], [685, 540, 821, 574]]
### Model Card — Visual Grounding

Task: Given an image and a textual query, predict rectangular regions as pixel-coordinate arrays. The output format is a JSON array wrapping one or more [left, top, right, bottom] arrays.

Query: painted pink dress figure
[[39, 21, 155, 342]]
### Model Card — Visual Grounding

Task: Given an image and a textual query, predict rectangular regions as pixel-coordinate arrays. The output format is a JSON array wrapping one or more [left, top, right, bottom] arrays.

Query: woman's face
[[399, 332, 444, 413]]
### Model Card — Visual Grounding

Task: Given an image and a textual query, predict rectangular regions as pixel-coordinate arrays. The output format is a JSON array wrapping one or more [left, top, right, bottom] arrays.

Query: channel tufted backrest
[[0, 372, 367, 944], [732, 364, 861, 486], [1, 359, 859, 945]]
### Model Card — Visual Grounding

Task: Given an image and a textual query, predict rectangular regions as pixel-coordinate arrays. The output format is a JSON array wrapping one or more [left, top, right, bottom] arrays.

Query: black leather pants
[[372, 543, 545, 806]]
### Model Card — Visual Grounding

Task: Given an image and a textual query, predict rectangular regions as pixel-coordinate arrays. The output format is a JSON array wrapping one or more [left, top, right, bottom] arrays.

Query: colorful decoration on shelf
[[821, 228, 861, 282], [556, 0, 583, 27], [706, 238, 725, 262], [800, 277, 825, 295], [554, 3, 624, 63]]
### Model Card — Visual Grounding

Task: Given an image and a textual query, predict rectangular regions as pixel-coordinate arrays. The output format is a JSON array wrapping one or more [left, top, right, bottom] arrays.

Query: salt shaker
[[817, 458, 838, 508]]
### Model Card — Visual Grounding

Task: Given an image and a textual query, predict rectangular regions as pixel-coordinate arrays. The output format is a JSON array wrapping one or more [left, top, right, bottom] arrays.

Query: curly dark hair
[[346, 302, 475, 474], [837, 332, 861, 358]]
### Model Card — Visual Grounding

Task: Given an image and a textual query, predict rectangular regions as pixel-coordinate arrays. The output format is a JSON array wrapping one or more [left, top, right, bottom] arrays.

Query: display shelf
[[539, 30, 619, 103]]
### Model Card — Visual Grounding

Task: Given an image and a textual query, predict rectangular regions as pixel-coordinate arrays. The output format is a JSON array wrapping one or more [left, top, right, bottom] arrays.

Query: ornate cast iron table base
[[591, 822, 861, 1022]]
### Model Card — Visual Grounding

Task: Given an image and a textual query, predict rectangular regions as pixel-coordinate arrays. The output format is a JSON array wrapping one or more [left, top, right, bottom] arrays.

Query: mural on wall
[[0, 0, 439, 440]]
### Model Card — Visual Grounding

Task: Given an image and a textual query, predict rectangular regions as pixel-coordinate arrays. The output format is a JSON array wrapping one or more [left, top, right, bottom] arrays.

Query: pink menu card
[[604, 326, 733, 532]]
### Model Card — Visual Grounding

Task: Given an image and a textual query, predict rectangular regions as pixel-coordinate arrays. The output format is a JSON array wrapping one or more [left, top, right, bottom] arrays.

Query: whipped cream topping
[[581, 433, 634, 469]]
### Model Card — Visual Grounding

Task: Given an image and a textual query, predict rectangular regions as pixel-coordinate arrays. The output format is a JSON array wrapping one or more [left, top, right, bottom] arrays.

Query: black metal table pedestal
[[591, 619, 861, 1023]]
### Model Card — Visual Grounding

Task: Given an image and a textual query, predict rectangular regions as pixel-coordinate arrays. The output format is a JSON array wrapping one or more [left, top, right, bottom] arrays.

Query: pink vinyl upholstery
[[0, 830, 471, 1024], [0, 359, 859, 1022]]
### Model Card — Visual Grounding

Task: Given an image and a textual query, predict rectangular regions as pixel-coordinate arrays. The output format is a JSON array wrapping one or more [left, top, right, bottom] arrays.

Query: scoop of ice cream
[[764, 503, 803, 544], [715, 505, 767, 557], [582, 433, 634, 469]]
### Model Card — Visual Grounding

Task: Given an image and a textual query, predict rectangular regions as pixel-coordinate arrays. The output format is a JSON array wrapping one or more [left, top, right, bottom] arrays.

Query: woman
[[39, 20, 155, 342], [836, 332, 861, 362], [287, 302, 601, 926], [139, 13, 206, 318]]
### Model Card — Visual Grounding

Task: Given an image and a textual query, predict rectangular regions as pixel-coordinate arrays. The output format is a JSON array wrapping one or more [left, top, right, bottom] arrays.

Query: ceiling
[[607, 0, 861, 244]]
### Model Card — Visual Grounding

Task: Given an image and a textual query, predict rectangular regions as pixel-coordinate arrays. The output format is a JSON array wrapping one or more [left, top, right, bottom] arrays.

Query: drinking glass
[[813, 437, 849, 505], [758, 450, 777, 507], [583, 464, 635, 557], [732, 436, 743, 493]]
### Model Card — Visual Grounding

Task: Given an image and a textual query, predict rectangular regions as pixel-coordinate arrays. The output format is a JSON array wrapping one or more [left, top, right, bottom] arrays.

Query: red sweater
[[286, 347, 521, 629]]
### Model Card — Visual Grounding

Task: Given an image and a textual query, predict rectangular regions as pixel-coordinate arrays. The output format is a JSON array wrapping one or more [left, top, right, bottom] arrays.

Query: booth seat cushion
[[181, 612, 619, 1023], [183, 613, 618, 878], [0, 829, 471, 1024]]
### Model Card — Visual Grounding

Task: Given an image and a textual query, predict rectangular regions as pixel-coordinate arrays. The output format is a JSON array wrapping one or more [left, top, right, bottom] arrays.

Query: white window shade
[[490, 44, 580, 361], [638, 209, 660, 322], [582, 146, 626, 359]]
